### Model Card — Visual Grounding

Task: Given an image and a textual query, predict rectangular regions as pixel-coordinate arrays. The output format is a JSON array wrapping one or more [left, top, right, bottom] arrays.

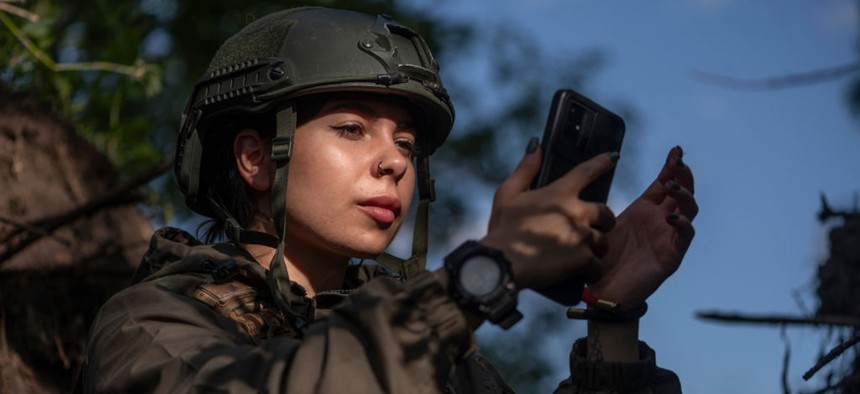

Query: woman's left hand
[[587, 146, 698, 309]]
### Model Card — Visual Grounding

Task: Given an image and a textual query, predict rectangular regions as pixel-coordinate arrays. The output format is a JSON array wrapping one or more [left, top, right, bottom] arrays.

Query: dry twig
[[781, 326, 791, 394], [0, 1, 38, 22], [692, 62, 860, 91], [699, 311, 860, 384], [0, 11, 148, 79], [0, 159, 172, 265], [697, 311, 860, 328], [803, 331, 860, 381]]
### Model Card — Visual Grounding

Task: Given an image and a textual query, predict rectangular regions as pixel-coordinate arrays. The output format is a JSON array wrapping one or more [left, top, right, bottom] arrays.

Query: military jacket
[[83, 227, 680, 393]]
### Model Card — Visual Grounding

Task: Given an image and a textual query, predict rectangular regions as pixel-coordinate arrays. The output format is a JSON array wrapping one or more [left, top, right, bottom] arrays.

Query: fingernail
[[674, 146, 685, 167], [608, 151, 620, 163], [526, 137, 539, 154], [666, 212, 679, 222]]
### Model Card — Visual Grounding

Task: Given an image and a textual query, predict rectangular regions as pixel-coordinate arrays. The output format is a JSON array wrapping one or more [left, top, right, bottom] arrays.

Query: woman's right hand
[[480, 141, 618, 291]]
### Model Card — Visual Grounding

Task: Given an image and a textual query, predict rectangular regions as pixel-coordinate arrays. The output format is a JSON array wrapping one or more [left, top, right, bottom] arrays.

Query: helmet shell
[[175, 7, 454, 217]]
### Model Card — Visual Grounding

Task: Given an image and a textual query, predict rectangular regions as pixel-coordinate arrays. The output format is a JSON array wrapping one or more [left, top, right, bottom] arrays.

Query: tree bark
[[0, 86, 154, 393]]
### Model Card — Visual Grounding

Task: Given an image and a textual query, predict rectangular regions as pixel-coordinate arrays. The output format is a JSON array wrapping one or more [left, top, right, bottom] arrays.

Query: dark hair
[[198, 97, 326, 243]]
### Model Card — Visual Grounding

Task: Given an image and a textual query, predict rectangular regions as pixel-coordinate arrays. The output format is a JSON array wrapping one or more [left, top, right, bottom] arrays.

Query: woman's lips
[[358, 205, 396, 225], [358, 196, 401, 225]]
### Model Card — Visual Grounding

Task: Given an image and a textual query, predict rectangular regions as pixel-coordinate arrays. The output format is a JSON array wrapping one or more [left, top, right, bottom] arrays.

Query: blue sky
[[402, 0, 860, 392]]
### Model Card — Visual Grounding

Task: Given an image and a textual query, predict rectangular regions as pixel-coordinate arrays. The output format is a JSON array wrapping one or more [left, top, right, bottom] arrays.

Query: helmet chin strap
[[213, 104, 309, 336], [264, 105, 310, 334], [376, 153, 434, 280]]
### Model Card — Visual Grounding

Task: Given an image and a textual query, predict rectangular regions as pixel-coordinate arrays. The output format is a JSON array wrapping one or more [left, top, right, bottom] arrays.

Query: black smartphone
[[531, 89, 626, 306]]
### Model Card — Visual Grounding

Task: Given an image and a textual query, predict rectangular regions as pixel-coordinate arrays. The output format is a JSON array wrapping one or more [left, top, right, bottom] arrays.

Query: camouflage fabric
[[83, 227, 679, 393]]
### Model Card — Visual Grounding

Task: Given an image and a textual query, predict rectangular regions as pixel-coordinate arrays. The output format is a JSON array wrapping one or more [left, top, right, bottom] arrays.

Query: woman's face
[[283, 95, 418, 259]]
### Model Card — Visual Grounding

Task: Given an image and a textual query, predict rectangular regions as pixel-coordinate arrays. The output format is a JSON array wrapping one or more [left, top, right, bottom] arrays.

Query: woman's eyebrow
[[326, 101, 415, 129], [326, 102, 378, 118]]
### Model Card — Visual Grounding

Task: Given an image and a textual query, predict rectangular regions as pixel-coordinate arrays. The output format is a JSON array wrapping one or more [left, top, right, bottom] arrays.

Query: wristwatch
[[444, 241, 522, 329]]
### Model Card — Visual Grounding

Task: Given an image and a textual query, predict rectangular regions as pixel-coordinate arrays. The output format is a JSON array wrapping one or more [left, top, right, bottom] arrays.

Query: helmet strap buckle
[[271, 136, 293, 162]]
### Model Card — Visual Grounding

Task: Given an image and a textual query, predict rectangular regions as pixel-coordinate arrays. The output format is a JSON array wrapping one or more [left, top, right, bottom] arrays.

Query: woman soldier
[[84, 7, 697, 393]]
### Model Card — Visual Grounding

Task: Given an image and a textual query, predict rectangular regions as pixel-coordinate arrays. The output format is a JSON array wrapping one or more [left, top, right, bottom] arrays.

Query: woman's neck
[[240, 214, 350, 297], [242, 240, 349, 298]]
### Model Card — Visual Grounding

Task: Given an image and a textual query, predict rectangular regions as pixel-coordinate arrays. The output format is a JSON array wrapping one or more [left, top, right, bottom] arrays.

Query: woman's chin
[[351, 232, 398, 257], [335, 240, 389, 260], [349, 249, 383, 260], [315, 227, 398, 261]]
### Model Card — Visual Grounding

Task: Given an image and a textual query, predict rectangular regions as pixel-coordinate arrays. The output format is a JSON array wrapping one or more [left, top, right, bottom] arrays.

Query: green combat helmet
[[173, 7, 454, 332]]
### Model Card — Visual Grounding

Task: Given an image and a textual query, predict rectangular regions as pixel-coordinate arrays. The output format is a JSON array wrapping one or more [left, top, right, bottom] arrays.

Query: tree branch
[[0, 1, 38, 22], [0, 214, 72, 246], [781, 326, 791, 394], [696, 311, 860, 328], [691, 62, 860, 91], [0, 10, 148, 80], [0, 159, 172, 266], [0, 11, 56, 69], [56, 61, 147, 80], [700, 311, 860, 387], [803, 330, 860, 381]]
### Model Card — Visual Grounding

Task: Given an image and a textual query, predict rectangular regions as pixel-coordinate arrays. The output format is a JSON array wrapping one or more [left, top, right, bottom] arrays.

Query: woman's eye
[[395, 139, 416, 158], [332, 124, 363, 137]]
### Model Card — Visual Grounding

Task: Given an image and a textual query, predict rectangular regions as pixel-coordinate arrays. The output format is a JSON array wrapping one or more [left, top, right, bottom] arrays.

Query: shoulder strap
[[191, 280, 298, 343]]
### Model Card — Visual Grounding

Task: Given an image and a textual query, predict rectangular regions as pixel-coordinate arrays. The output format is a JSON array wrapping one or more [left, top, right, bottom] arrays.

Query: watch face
[[459, 255, 502, 296]]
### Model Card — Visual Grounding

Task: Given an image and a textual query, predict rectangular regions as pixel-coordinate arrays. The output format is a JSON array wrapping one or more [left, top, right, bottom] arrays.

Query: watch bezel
[[458, 254, 506, 298], [444, 240, 522, 329]]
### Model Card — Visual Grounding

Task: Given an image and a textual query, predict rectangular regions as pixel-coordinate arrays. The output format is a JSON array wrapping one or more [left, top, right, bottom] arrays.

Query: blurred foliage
[[0, 0, 621, 231], [1, 0, 450, 223], [1, 0, 620, 390], [1, 1, 162, 173]]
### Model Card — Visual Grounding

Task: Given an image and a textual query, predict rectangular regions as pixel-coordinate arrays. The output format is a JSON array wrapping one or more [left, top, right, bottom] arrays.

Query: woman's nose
[[376, 145, 408, 181], [375, 137, 409, 182]]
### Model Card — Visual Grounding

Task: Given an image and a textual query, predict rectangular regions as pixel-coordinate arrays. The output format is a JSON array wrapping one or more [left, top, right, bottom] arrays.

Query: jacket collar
[[134, 227, 399, 321]]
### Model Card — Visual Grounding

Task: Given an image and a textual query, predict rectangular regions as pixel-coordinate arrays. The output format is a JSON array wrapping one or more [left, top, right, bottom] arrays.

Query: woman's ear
[[234, 129, 272, 192]]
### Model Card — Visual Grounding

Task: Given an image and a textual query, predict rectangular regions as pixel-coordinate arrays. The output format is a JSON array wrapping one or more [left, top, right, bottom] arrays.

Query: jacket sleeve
[[553, 339, 681, 394], [84, 272, 474, 394]]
